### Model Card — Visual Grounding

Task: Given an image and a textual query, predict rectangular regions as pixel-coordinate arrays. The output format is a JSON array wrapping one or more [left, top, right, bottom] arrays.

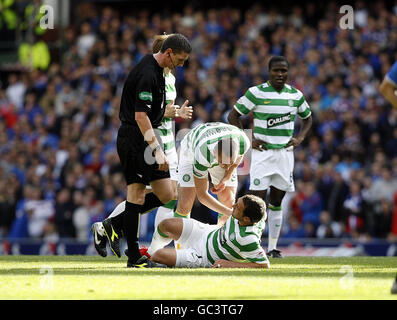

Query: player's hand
[[177, 100, 193, 119], [252, 138, 267, 151], [164, 101, 177, 118], [210, 179, 227, 194], [213, 259, 229, 268], [285, 136, 304, 149], [154, 148, 169, 171]]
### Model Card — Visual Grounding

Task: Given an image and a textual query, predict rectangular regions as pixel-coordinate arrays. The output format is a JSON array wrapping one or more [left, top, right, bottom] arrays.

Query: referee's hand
[[154, 148, 169, 171]]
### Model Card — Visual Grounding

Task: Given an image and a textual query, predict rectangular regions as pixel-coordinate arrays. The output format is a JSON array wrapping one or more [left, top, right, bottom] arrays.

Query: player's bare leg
[[151, 218, 183, 266], [148, 185, 195, 256]]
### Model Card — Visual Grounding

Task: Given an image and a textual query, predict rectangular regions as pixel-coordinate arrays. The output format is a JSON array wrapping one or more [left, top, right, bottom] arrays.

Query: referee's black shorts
[[117, 124, 170, 186]]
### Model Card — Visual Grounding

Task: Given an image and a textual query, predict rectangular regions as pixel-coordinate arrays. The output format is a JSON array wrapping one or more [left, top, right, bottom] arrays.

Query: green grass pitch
[[0, 255, 396, 300]]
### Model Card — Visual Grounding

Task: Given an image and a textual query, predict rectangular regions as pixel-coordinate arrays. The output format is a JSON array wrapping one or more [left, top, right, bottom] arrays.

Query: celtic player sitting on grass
[[150, 194, 270, 269]]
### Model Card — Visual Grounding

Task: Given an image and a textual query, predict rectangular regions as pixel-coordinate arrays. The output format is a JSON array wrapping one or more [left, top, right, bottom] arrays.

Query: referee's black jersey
[[119, 54, 166, 128]]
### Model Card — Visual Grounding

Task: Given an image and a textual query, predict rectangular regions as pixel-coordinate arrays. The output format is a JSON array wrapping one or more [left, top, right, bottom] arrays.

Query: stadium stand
[[0, 0, 397, 250]]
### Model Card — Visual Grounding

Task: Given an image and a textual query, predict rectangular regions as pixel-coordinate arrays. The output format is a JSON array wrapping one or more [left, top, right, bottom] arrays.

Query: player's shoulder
[[284, 83, 302, 94], [165, 72, 176, 81]]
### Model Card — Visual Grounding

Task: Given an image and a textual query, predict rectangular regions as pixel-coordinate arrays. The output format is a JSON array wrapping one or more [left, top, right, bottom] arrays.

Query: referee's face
[[167, 49, 190, 69]]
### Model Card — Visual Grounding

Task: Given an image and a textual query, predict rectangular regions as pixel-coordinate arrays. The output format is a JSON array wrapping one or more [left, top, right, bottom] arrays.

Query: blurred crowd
[[1, 0, 397, 243]]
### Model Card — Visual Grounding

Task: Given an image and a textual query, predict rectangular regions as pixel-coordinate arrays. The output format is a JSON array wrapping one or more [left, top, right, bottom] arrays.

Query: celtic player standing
[[228, 56, 312, 258], [147, 122, 251, 256]]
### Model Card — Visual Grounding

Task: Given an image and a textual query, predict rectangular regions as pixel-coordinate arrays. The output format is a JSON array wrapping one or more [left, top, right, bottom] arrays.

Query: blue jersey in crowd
[[386, 61, 397, 85]]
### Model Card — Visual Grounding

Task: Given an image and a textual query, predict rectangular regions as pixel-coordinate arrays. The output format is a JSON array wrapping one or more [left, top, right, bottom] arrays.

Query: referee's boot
[[90, 222, 107, 257], [127, 255, 167, 268], [267, 249, 283, 258], [102, 218, 121, 258]]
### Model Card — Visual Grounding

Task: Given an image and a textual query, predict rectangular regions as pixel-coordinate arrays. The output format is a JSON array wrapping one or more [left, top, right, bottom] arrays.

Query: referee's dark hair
[[242, 195, 267, 224], [268, 55, 289, 70], [161, 33, 192, 54]]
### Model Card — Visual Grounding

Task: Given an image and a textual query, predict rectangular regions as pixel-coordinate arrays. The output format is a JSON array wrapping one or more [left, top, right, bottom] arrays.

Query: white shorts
[[249, 147, 295, 192], [175, 219, 219, 268], [177, 146, 238, 188]]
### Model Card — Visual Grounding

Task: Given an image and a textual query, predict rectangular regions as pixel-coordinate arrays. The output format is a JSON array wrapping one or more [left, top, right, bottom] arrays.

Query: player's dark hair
[[160, 33, 192, 54], [242, 195, 266, 224], [268, 55, 289, 70]]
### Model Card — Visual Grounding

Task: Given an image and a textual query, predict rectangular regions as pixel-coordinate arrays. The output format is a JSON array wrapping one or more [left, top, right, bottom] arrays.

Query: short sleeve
[[193, 145, 212, 179], [135, 73, 155, 113], [233, 87, 256, 115], [238, 131, 251, 156], [296, 91, 312, 119]]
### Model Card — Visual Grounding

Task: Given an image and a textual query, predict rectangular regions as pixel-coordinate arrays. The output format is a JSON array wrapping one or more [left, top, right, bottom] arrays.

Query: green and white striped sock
[[267, 204, 283, 252]]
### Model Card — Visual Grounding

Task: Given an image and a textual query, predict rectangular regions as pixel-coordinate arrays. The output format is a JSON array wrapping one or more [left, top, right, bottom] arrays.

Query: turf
[[0, 255, 396, 300]]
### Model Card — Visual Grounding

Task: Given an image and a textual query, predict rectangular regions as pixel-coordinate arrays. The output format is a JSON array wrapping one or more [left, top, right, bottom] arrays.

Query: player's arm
[[227, 109, 244, 129], [229, 90, 266, 150], [285, 114, 312, 149], [211, 155, 243, 194], [212, 259, 269, 269], [229, 107, 266, 151], [194, 176, 233, 216], [379, 78, 397, 109]]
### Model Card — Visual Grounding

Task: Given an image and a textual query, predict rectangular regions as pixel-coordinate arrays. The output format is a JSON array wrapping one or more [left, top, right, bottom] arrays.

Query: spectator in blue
[[380, 61, 397, 109], [300, 181, 323, 227], [283, 215, 306, 238], [342, 181, 364, 230], [319, 81, 339, 111]]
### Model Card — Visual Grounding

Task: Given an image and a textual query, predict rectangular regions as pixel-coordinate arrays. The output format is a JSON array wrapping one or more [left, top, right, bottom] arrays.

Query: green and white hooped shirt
[[206, 215, 268, 266], [234, 81, 311, 150], [158, 72, 177, 154], [184, 122, 250, 179]]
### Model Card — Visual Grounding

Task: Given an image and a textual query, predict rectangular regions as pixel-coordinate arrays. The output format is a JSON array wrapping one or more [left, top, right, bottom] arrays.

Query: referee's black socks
[[110, 193, 165, 233], [123, 201, 142, 263], [140, 193, 165, 214]]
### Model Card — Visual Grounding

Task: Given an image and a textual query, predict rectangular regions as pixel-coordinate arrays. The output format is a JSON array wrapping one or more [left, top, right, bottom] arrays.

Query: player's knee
[[151, 249, 166, 264], [158, 218, 174, 234], [157, 190, 174, 205], [127, 193, 146, 205]]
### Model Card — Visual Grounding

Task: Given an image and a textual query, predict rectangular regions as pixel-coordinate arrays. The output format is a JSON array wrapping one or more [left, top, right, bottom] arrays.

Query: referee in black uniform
[[117, 34, 191, 268]]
